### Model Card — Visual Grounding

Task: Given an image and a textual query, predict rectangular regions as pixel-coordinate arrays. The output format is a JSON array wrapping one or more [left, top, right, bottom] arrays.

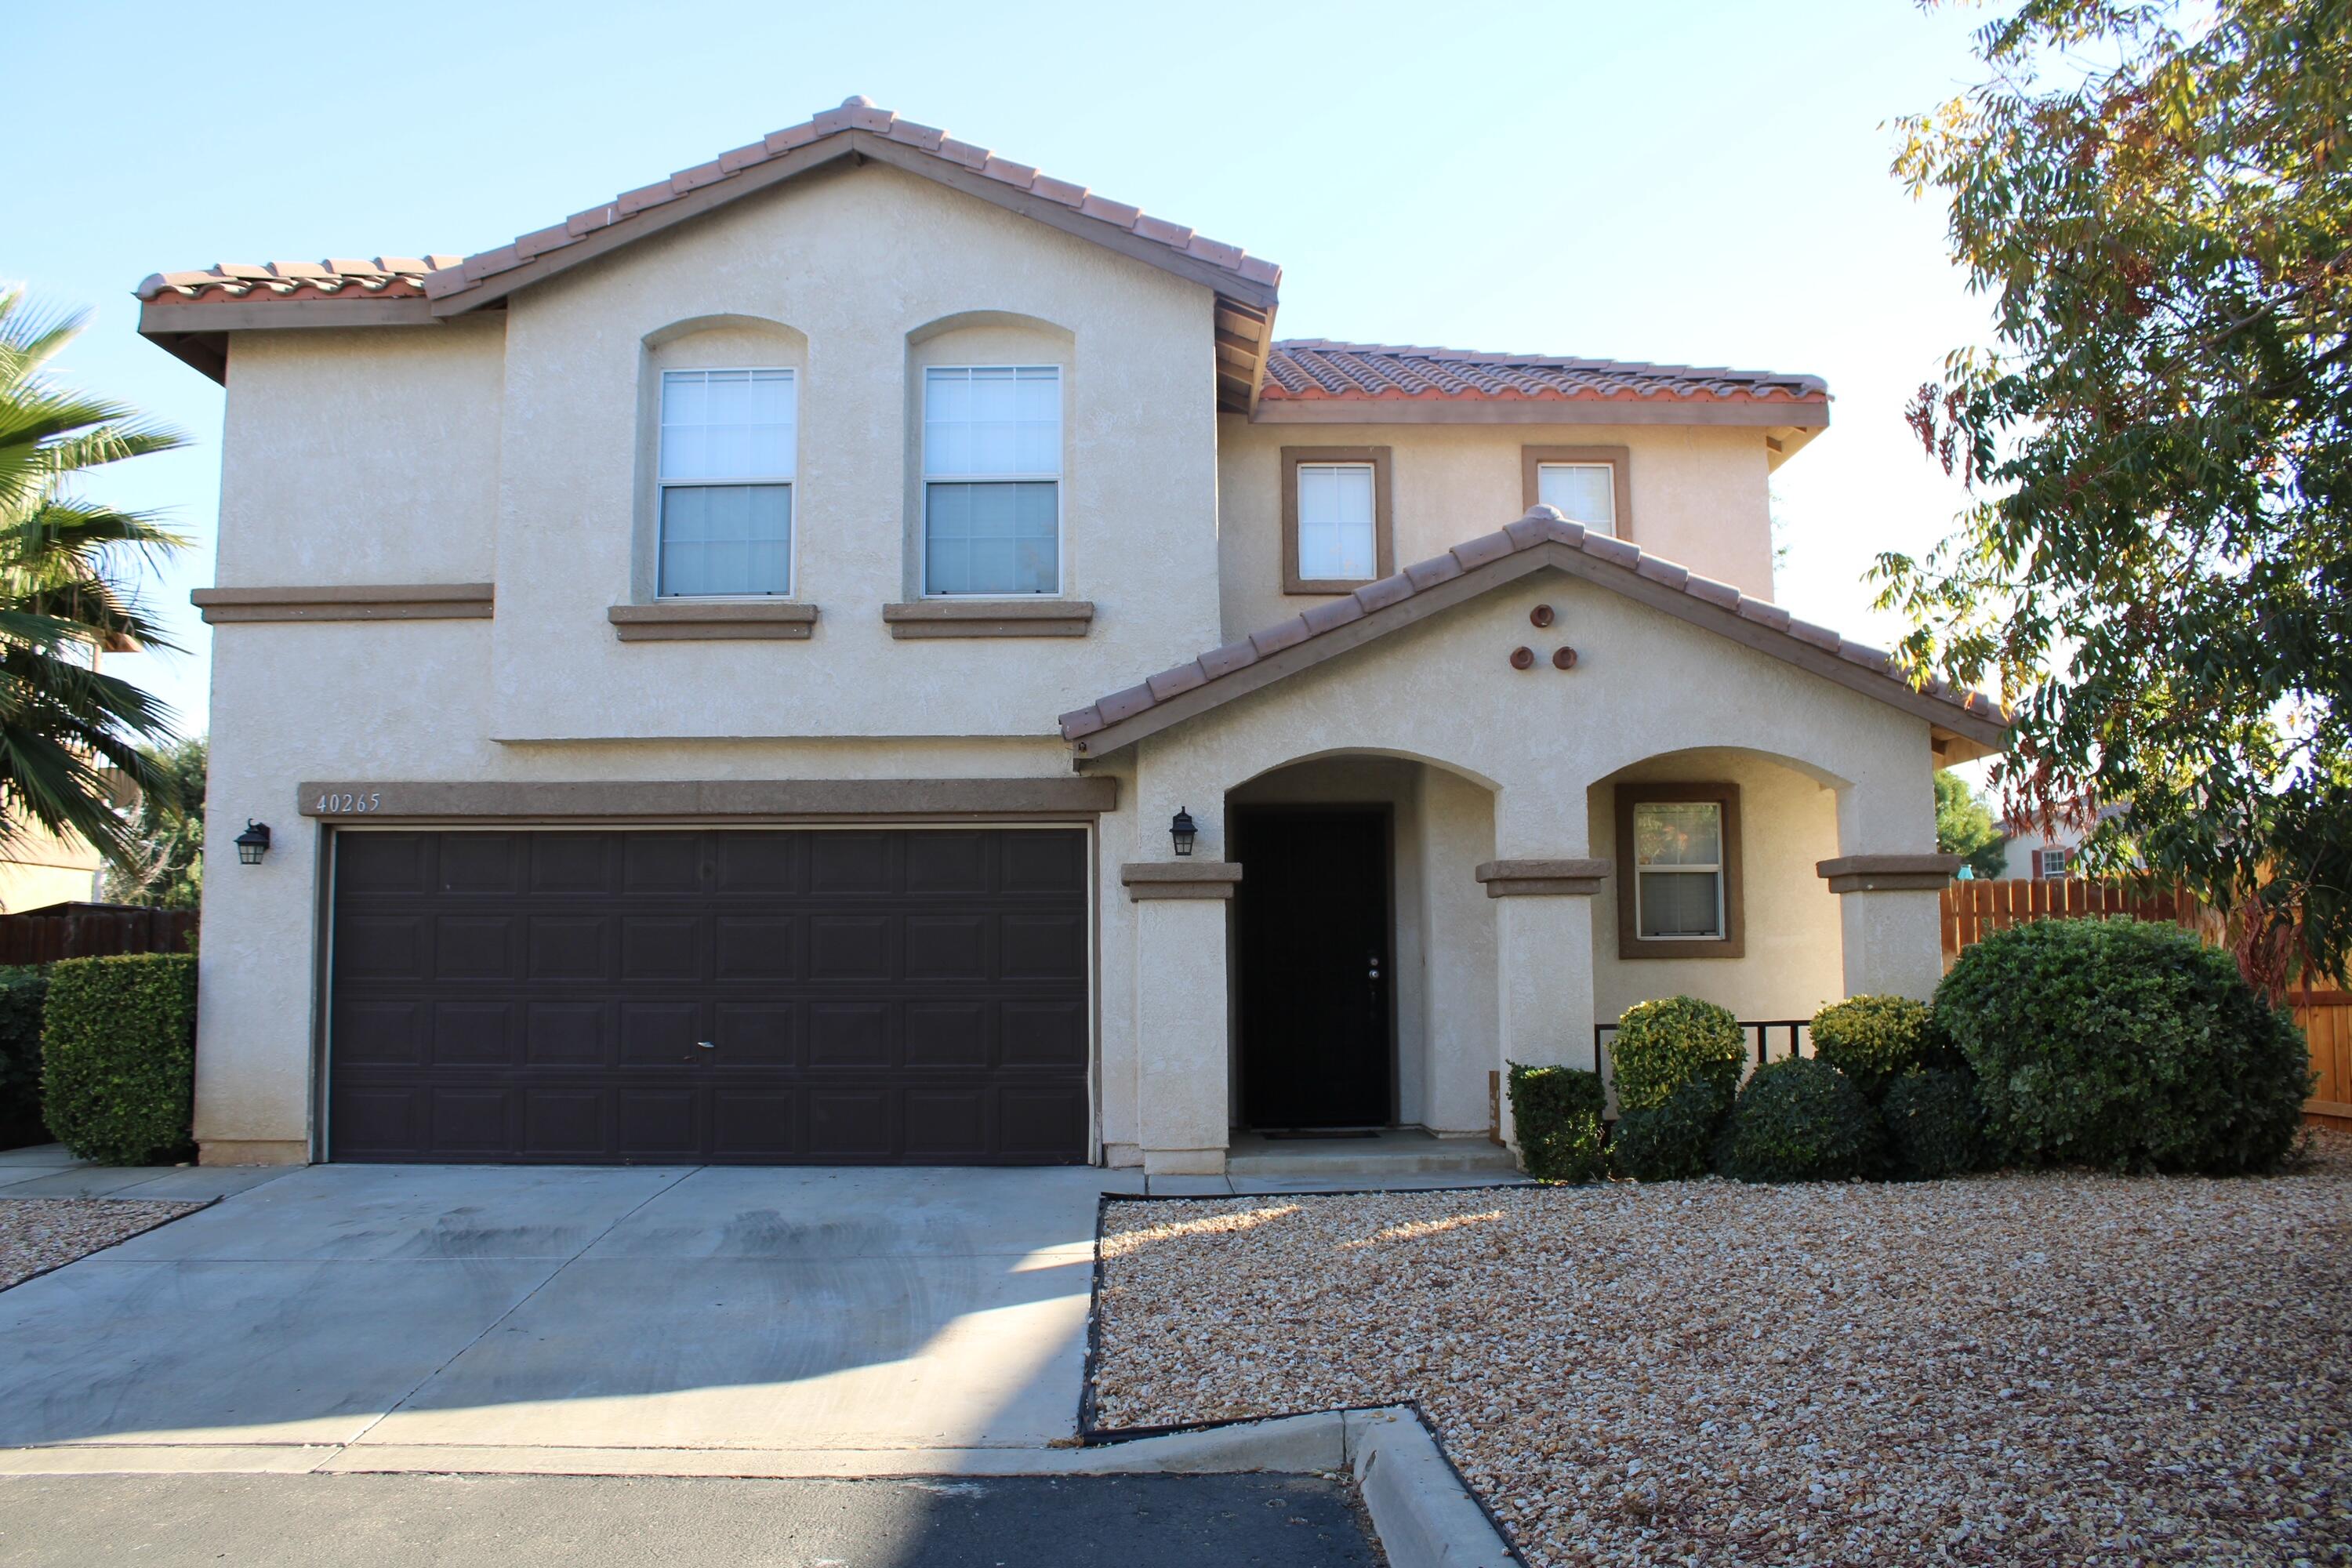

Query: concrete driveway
[[0, 1161, 1126, 1474]]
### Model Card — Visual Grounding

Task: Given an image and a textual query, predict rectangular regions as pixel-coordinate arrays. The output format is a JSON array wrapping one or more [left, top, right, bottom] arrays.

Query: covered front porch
[[1109, 741, 1951, 1175], [1065, 509, 2003, 1176]]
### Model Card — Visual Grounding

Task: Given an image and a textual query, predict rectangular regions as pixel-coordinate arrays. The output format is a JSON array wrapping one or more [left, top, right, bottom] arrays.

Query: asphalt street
[[0, 1471, 1384, 1567]]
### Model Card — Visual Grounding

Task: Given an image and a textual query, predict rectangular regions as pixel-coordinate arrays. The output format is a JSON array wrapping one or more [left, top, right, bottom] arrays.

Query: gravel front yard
[[1094, 1135, 2352, 1566], [0, 1199, 205, 1290]]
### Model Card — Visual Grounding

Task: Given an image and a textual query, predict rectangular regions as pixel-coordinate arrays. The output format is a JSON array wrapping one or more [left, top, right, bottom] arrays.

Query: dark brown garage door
[[326, 828, 1090, 1164]]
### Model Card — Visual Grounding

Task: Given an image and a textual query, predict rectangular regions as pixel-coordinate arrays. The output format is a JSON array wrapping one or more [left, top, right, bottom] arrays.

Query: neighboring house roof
[[1058, 506, 2008, 760], [135, 97, 1282, 408], [1261, 340, 1829, 419]]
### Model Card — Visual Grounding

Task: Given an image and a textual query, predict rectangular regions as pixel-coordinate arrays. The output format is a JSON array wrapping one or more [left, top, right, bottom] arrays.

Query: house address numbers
[[314, 791, 384, 815]]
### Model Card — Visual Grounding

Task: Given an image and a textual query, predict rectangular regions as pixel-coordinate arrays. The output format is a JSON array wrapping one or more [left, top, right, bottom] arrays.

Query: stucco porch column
[[1475, 858, 1609, 1145], [1816, 855, 1961, 1001], [1122, 861, 1243, 1176]]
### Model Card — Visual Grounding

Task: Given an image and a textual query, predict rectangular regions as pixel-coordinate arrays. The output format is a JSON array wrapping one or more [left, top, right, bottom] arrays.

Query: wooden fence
[[1941, 877, 2201, 959], [2299, 988, 2352, 1131], [0, 902, 196, 966], [1940, 877, 2347, 1129]]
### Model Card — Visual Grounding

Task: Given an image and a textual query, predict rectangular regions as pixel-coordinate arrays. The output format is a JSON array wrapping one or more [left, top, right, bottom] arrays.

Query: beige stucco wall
[[485, 162, 1221, 742], [218, 321, 506, 586], [0, 819, 102, 913], [1214, 418, 1776, 641]]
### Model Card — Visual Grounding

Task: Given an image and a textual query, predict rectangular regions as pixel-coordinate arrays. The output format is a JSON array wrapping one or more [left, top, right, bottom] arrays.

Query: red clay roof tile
[[1262, 340, 1828, 408], [138, 100, 1283, 313]]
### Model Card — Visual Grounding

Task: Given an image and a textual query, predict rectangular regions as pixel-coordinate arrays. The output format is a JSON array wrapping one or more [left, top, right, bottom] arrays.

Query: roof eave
[[1062, 529, 2009, 761], [1249, 397, 1831, 428]]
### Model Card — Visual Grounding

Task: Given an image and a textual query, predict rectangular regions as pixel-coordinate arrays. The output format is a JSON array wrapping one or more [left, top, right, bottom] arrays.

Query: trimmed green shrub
[[0, 967, 49, 1149], [41, 954, 197, 1166], [1610, 996, 1744, 1112], [1715, 1057, 1884, 1183], [1936, 917, 2310, 1174], [1880, 1069, 1991, 1180], [1810, 994, 1939, 1103], [1507, 1062, 1608, 1183], [1611, 1077, 1730, 1182]]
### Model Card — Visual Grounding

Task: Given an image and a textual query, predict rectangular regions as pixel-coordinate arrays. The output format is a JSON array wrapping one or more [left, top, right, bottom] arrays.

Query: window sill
[[608, 601, 818, 641], [1617, 935, 1747, 961], [882, 600, 1095, 639], [1283, 578, 1378, 597]]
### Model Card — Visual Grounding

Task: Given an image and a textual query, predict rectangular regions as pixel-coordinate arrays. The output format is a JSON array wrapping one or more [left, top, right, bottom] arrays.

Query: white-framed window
[[1632, 800, 1726, 940], [1537, 462, 1617, 535], [657, 368, 796, 597], [922, 365, 1062, 596], [1295, 463, 1379, 581], [2037, 847, 2071, 879]]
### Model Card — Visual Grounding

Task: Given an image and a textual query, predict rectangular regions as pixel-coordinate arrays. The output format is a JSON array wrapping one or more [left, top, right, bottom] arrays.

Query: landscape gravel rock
[[1094, 1133, 2352, 1566], [0, 1198, 203, 1290]]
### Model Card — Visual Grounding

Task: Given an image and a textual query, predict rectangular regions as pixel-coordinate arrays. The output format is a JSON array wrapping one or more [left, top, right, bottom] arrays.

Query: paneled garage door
[[325, 828, 1090, 1163]]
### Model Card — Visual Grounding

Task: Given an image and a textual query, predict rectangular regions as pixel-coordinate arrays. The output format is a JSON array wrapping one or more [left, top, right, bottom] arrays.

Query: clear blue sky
[[15, 0, 1996, 739]]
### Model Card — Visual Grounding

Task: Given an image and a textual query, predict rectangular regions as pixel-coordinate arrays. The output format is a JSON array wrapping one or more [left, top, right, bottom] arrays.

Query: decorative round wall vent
[[1530, 604, 1556, 628], [1509, 646, 1536, 670], [1553, 646, 1579, 670]]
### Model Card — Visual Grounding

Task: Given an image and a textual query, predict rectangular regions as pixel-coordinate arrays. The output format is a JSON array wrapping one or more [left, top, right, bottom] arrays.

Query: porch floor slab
[[1225, 1129, 1523, 1185]]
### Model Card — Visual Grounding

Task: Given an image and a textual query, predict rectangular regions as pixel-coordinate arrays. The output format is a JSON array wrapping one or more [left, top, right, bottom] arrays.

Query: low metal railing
[[1593, 1018, 1813, 1070]]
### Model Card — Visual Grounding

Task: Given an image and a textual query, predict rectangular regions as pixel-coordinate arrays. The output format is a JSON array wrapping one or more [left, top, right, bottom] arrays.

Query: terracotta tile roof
[[135, 97, 1278, 310], [136, 257, 463, 304], [1261, 340, 1828, 407], [1058, 506, 2003, 753]]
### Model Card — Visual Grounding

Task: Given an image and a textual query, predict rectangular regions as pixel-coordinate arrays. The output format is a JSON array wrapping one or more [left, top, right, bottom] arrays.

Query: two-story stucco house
[[138, 98, 2004, 1175]]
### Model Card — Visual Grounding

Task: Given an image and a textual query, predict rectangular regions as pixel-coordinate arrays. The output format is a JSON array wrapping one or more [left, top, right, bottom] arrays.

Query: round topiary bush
[[1936, 917, 2310, 1174], [1610, 996, 1744, 1112], [1879, 1069, 1990, 1180], [1810, 994, 1940, 1103], [1715, 1056, 1884, 1183], [1611, 1077, 1730, 1182]]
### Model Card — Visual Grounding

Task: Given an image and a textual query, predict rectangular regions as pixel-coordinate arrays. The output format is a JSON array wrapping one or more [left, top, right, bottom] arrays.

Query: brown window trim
[[1614, 781, 1744, 960], [1521, 445, 1632, 544], [1280, 445, 1394, 595]]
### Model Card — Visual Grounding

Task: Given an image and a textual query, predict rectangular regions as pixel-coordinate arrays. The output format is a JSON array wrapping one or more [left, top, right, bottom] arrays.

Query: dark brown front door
[[1232, 808, 1392, 1129], [326, 828, 1090, 1164]]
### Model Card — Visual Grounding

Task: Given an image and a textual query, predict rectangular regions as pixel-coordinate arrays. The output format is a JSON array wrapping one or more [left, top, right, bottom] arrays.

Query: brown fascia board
[[1250, 397, 1831, 429], [429, 130, 1279, 321], [1065, 539, 2009, 760], [137, 296, 445, 385]]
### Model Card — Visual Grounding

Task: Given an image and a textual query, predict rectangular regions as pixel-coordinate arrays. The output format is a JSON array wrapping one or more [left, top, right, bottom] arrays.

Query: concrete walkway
[[0, 1158, 1127, 1473]]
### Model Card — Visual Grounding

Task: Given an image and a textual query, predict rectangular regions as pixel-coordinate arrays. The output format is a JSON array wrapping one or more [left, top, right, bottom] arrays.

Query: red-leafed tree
[[1881, 0, 2352, 993]]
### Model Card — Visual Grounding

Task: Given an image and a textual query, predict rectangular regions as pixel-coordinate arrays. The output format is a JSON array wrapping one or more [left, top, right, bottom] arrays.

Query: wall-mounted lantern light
[[234, 820, 272, 866], [1170, 807, 1198, 858]]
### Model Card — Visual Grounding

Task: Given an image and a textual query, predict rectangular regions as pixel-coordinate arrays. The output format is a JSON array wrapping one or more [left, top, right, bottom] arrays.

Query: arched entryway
[[1224, 751, 1498, 1137]]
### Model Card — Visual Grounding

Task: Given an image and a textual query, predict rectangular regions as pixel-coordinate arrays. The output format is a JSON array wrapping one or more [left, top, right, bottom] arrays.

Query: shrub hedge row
[[41, 954, 198, 1166], [1534, 917, 2311, 1186]]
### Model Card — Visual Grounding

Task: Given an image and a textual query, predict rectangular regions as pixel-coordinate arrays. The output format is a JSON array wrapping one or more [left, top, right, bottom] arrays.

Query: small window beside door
[[1521, 445, 1629, 539], [1615, 782, 1744, 958], [1281, 446, 1393, 593], [923, 365, 1062, 596], [658, 368, 797, 597]]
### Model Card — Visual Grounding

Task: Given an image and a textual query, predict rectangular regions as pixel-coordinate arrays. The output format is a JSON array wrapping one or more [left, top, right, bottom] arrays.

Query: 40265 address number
[[315, 792, 383, 814]]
